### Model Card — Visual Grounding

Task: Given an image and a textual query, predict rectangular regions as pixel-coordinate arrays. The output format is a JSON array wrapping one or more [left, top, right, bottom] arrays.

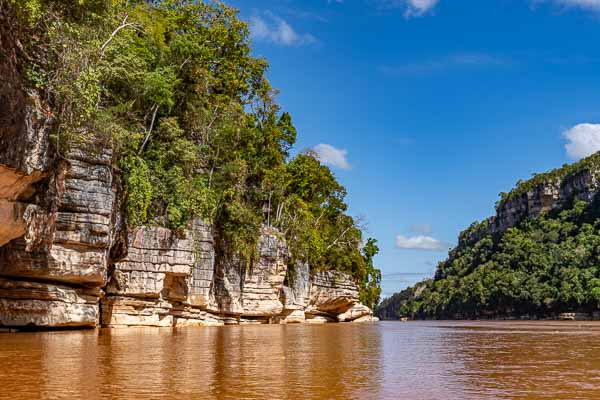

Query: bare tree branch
[[208, 146, 220, 189], [100, 14, 142, 55], [314, 209, 326, 227], [327, 225, 353, 251], [138, 104, 159, 154]]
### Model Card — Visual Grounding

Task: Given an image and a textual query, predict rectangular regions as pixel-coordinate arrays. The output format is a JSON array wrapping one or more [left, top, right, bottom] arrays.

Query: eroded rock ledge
[[0, 98, 377, 329], [0, 216, 377, 328]]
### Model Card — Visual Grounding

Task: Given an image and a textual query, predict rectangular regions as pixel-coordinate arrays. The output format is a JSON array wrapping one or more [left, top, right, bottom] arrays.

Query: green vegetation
[[4, 0, 380, 307], [378, 155, 600, 320]]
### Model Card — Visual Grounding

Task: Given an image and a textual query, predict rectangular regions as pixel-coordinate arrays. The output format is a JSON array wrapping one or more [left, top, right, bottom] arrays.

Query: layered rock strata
[[0, 150, 118, 328], [101, 225, 375, 327]]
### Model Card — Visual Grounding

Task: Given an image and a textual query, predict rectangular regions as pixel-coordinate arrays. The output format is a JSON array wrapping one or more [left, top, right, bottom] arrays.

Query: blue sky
[[229, 0, 600, 298]]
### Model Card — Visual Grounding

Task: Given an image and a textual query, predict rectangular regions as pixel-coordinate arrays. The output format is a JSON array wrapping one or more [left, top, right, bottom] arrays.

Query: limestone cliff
[[463, 160, 600, 245], [0, 95, 377, 330]]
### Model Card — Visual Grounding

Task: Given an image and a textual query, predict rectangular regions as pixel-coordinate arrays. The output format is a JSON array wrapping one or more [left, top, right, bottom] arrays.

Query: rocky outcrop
[[0, 152, 117, 287], [100, 224, 373, 328], [307, 271, 360, 314], [238, 231, 289, 317], [0, 150, 118, 328], [492, 171, 598, 234], [102, 221, 223, 328], [0, 83, 122, 328], [211, 229, 289, 319], [0, 92, 51, 247], [463, 164, 600, 245], [0, 91, 376, 330], [277, 262, 311, 323], [337, 303, 373, 322], [0, 278, 99, 328]]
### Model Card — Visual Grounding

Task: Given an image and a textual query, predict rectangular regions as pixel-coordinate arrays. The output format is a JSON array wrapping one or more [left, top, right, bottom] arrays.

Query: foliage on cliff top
[[5, 0, 381, 306], [496, 151, 600, 211]]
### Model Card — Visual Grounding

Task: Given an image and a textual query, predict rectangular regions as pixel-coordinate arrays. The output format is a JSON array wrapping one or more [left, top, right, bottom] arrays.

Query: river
[[1, 321, 600, 399]]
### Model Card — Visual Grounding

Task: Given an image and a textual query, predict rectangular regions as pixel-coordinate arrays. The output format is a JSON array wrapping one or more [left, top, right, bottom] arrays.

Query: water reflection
[[3, 322, 600, 399], [436, 322, 600, 399], [0, 324, 383, 399]]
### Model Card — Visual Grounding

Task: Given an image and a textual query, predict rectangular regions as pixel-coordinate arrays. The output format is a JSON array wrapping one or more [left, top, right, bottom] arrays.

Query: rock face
[[463, 166, 600, 245], [212, 229, 290, 320], [102, 222, 221, 328], [307, 271, 360, 314], [0, 90, 376, 330], [338, 303, 373, 322], [100, 224, 370, 327], [0, 279, 99, 328], [211, 230, 288, 319], [0, 82, 118, 328], [278, 262, 311, 323], [0, 153, 117, 287], [0, 151, 118, 328], [492, 171, 599, 234]]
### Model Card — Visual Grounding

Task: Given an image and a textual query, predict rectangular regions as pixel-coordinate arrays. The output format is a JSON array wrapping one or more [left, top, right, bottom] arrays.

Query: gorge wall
[[463, 165, 600, 245], [0, 95, 377, 330]]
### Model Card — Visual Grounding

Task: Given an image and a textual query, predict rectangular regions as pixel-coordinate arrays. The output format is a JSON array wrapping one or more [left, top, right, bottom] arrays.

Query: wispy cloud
[[535, 0, 600, 12], [563, 123, 600, 160], [383, 272, 433, 279], [314, 144, 351, 170], [371, 0, 439, 18], [250, 13, 316, 46], [380, 52, 509, 76], [410, 224, 432, 235], [395, 235, 449, 251]]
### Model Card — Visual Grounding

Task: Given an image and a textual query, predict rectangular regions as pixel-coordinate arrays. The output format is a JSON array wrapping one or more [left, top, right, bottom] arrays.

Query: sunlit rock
[[338, 303, 373, 322], [0, 279, 99, 328]]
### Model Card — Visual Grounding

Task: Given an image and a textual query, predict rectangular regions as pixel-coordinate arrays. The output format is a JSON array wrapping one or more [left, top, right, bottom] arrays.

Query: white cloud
[[395, 235, 448, 251], [405, 0, 439, 17], [373, 0, 439, 18], [250, 14, 316, 46], [313, 144, 351, 170], [563, 123, 600, 160]]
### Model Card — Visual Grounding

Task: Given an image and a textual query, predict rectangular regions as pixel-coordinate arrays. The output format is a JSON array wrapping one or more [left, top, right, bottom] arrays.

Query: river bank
[[382, 310, 600, 322]]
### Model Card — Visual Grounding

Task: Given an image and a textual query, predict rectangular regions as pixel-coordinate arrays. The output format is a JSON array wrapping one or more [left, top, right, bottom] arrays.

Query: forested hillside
[[378, 153, 600, 319], [2, 0, 380, 307]]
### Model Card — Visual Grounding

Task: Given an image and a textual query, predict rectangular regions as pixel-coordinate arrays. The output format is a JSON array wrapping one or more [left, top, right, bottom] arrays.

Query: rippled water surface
[[2, 321, 600, 399]]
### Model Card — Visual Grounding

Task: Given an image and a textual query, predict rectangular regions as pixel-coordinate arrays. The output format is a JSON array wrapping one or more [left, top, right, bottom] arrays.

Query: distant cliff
[[378, 153, 600, 320]]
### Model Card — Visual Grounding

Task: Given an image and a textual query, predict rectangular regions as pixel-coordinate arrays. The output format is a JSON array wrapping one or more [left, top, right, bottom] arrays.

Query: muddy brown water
[[1, 321, 600, 399]]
